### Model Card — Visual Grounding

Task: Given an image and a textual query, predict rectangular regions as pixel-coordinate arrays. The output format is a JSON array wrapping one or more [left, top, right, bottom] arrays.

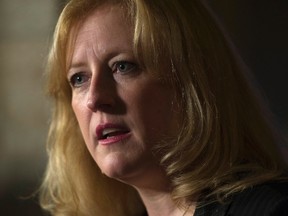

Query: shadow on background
[[0, 181, 44, 215], [0, 1, 61, 215], [210, 0, 288, 130], [0, 1, 287, 215]]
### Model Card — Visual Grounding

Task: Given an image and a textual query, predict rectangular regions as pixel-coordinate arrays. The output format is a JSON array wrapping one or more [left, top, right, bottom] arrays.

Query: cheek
[[72, 97, 83, 124], [71, 97, 91, 145], [128, 83, 179, 142]]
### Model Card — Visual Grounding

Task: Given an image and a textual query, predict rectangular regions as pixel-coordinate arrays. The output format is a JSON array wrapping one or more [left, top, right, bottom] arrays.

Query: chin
[[97, 152, 137, 180], [97, 151, 156, 186]]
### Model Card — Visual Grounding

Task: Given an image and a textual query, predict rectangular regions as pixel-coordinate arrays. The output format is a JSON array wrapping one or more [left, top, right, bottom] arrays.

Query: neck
[[117, 161, 196, 215], [134, 179, 196, 216]]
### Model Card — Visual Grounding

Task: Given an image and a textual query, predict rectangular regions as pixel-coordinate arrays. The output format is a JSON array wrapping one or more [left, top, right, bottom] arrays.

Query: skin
[[67, 4, 195, 216]]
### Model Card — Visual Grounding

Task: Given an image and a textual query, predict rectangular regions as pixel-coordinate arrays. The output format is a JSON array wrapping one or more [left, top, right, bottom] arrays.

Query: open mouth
[[100, 128, 130, 140], [96, 124, 131, 144]]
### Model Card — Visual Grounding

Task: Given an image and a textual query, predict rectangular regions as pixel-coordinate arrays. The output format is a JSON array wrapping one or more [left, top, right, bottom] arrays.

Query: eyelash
[[68, 61, 138, 88], [112, 61, 137, 74], [69, 72, 90, 88]]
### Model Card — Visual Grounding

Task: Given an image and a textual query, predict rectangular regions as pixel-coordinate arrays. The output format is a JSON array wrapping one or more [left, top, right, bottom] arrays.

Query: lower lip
[[98, 132, 131, 145]]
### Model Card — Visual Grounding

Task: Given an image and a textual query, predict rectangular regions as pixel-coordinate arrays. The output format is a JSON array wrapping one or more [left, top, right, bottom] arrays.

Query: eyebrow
[[67, 49, 135, 74], [68, 62, 86, 73]]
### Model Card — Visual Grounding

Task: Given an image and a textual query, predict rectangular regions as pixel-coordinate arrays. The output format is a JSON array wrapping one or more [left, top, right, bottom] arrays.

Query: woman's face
[[68, 4, 180, 184]]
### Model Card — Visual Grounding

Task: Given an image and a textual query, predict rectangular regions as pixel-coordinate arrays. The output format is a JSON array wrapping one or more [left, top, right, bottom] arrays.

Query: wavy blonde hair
[[40, 0, 287, 215]]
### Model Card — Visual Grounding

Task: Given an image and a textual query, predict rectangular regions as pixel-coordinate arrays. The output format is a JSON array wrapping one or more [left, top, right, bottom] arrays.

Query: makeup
[[96, 123, 131, 145]]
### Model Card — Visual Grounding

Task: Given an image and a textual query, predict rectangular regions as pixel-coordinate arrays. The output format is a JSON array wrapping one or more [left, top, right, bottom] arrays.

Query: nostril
[[86, 72, 116, 111], [86, 94, 114, 111], [86, 97, 96, 110]]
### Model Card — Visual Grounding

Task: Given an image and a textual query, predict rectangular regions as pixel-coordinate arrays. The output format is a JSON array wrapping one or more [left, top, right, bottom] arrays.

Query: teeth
[[102, 128, 127, 138], [102, 128, 119, 136]]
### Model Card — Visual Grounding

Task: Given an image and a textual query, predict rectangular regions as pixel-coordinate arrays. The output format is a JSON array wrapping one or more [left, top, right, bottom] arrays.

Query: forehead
[[68, 4, 134, 65], [80, 5, 123, 31], [75, 4, 130, 43]]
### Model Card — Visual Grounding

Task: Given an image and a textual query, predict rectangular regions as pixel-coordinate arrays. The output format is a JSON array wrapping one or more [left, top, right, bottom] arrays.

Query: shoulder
[[228, 181, 288, 216]]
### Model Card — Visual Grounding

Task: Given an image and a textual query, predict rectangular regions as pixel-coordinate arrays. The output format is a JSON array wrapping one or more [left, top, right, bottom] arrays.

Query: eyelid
[[68, 71, 90, 88], [114, 61, 134, 70], [67, 69, 77, 84], [108, 53, 137, 68], [67, 63, 88, 80]]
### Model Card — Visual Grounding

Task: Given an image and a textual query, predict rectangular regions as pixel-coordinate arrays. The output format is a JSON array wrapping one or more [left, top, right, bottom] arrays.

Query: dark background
[[0, 1, 287, 215], [210, 0, 288, 131]]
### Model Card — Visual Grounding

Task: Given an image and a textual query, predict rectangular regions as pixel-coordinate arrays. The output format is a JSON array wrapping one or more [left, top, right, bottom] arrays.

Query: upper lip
[[96, 123, 130, 140]]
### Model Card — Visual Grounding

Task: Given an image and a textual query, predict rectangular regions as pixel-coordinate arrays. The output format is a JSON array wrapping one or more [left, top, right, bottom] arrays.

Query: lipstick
[[96, 123, 131, 145]]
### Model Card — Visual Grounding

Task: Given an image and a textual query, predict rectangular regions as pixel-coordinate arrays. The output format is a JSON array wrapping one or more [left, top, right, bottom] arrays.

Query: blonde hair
[[40, 0, 287, 215]]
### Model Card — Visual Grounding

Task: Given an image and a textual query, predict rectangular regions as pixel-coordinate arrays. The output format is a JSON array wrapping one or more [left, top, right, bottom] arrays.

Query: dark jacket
[[194, 182, 288, 216]]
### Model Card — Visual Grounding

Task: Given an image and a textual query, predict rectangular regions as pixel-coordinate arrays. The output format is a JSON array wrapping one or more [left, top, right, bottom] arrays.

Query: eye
[[68, 72, 90, 88], [113, 61, 137, 74]]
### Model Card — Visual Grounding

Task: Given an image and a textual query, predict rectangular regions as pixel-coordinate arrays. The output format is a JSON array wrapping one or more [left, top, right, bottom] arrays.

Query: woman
[[40, 0, 288, 215]]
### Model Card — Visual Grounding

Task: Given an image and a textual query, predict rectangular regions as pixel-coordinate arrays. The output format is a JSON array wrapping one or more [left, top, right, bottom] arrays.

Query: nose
[[86, 69, 115, 111]]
